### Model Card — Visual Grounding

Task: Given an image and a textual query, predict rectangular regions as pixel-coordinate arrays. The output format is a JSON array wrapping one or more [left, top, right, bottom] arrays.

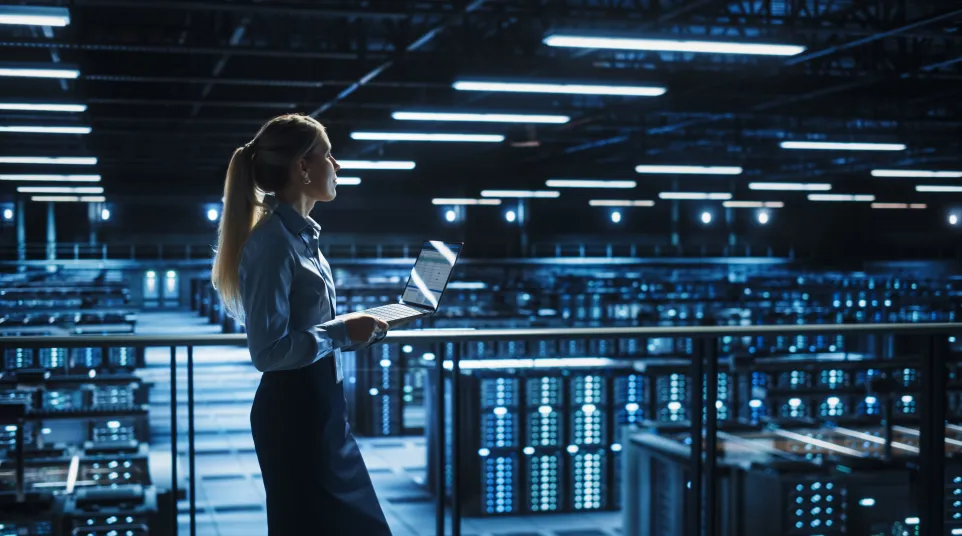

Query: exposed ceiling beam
[[307, 0, 489, 118]]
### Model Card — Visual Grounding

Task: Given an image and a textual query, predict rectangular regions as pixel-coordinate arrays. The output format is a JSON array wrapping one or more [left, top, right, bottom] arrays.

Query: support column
[[670, 178, 680, 248], [88, 203, 98, 246], [727, 207, 736, 248], [46, 202, 56, 261], [16, 199, 26, 272], [518, 199, 529, 257]]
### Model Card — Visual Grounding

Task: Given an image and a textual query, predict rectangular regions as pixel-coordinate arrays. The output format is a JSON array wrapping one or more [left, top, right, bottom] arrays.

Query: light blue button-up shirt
[[238, 196, 354, 373]]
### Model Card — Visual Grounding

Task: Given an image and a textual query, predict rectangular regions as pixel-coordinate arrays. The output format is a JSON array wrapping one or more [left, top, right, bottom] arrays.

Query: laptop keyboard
[[363, 303, 427, 322]]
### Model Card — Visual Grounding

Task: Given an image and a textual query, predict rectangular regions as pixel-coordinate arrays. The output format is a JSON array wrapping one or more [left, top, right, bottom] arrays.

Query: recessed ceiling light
[[543, 35, 805, 56], [453, 80, 666, 97]]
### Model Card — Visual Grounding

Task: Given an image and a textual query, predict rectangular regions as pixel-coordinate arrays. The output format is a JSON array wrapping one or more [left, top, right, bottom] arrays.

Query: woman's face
[[301, 132, 341, 202]]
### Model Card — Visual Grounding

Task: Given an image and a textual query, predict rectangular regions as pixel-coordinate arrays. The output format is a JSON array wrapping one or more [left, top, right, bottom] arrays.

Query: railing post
[[689, 338, 705, 536], [919, 334, 947, 535], [704, 337, 719, 536], [435, 342, 446, 536], [170, 346, 178, 535], [452, 341, 462, 536], [187, 345, 197, 536]]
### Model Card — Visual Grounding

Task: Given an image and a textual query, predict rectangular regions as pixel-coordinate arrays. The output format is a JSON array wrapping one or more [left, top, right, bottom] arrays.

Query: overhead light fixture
[[453, 80, 666, 97], [0, 5, 70, 27], [392, 111, 570, 124], [700, 211, 713, 224], [635, 165, 742, 175], [0, 157, 96, 165], [543, 35, 806, 56], [0, 65, 79, 79], [950, 214, 960, 226], [431, 198, 502, 206], [780, 141, 906, 151], [0, 126, 91, 134], [807, 194, 875, 202], [350, 132, 505, 143], [0, 174, 100, 182], [588, 199, 655, 207], [610, 211, 622, 223], [0, 103, 86, 113], [31, 195, 105, 202], [658, 192, 732, 200], [335, 177, 361, 185], [481, 190, 560, 198], [756, 211, 771, 225], [871, 203, 927, 209], [337, 160, 416, 170], [723, 201, 784, 208], [17, 186, 103, 194], [871, 169, 962, 178], [546, 179, 637, 189], [749, 182, 832, 191], [444, 209, 457, 222], [504, 210, 517, 222], [916, 185, 962, 193]]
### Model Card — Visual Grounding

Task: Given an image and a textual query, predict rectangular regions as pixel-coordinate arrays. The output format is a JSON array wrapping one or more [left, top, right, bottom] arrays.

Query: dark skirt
[[250, 356, 392, 536]]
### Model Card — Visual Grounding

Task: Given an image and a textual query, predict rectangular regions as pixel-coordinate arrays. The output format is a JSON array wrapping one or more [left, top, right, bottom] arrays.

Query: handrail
[[1, 322, 960, 347]]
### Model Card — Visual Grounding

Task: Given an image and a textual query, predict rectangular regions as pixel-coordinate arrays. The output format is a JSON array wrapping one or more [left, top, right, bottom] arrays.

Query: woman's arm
[[240, 240, 350, 372]]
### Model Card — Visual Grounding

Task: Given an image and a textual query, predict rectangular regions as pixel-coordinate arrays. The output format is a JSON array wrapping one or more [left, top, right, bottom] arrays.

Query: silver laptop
[[338, 240, 464, 327]]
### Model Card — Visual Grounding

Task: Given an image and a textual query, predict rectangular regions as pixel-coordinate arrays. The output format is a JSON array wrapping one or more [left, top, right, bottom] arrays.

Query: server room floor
[[136, 310, 621, 536]]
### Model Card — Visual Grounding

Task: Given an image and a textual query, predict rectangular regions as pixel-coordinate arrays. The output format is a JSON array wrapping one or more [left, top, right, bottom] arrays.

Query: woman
[[212, 113, 393, 535]]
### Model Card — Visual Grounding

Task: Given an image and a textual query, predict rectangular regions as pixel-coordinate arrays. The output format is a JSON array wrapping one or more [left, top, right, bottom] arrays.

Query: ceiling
[[1, 0, 961, 216]]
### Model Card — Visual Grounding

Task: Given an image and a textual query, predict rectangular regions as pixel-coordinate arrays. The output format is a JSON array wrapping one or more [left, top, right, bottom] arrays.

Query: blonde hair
[[212, 114, 326, 320]]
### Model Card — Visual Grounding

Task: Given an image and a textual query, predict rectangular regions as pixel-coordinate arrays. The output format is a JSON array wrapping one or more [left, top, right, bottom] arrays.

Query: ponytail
[[212, 145, 266, 321]]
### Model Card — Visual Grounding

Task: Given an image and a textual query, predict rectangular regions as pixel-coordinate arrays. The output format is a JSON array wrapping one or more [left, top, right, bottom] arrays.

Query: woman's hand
[[343, 314, 389, 344]]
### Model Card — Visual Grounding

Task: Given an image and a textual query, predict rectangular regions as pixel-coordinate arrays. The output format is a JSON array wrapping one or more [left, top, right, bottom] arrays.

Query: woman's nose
[[331, 156, 341, 171]]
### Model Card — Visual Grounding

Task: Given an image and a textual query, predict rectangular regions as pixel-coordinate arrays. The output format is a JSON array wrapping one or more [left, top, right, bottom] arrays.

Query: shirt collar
[[264, 195, 322, 238]]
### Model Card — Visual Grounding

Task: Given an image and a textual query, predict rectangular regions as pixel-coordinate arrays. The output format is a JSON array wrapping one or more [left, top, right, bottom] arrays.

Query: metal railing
[[3, 240, 800, 263], [3, 322, 961, 536]]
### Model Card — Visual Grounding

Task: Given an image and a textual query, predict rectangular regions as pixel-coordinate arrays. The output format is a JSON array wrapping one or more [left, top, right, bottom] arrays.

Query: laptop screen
[[400, 241, 463, 311]]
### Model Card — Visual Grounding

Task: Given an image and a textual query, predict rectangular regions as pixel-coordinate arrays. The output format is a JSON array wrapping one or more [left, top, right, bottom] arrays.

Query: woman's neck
[[276, 192, 315, 219]]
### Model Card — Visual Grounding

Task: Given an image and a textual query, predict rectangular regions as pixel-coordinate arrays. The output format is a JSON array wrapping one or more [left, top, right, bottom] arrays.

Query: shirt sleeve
[[239, 236, 352, 372]]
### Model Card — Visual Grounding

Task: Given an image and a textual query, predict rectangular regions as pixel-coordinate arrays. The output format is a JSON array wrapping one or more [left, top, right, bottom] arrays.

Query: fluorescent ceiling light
[[871, 203, 926, 209], [0, 6, 70, 27], [658, 192, 732, 200], [0, 126, 91, 134], [392, 111, 570, 124], [546, 179, 636, 189], [871, 169, 962, 178], [749, 182, 832, 191], [432, 198, 502, 206], [335, 177, 361, 185], [337, 160, 415, 170], [0, 103, 86, 113], [351, 132, 504, 143], [480, 190, 560, 198], [17, 186, 103, 194], [31, 195, 105, 203], [0, 157, 96, 165], [0, 66, 79, 79], [723, 201, 785, 208], [916, 185, 962, 193], [780, 141, 906, 151], [635, 165, 742, 175], [543, 35, 805, 56], [0, 174, 100, 182], [453, 80, 666, 97], [588, 199, 655, 207], [808, 194, 875, 202]]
